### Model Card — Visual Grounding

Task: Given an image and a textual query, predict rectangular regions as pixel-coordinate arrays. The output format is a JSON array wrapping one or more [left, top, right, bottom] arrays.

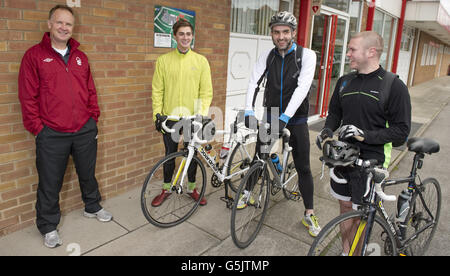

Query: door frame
[[309, 7, 350, 121]]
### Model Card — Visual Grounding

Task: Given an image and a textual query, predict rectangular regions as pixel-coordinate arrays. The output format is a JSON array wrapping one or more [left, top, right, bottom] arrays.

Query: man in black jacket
[[317, 31, 411, 217], [243, 12, 320, 237]]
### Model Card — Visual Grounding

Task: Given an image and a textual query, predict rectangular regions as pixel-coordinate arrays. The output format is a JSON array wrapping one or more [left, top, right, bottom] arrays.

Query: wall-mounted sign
[[66, 0, 81, 7], [154, 5, 196, 48], [311, 0, 322, 16]]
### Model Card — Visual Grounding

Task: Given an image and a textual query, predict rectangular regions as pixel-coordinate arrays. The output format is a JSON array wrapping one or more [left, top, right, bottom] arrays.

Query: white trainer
[[44, 230, 62, 248], [83, 208, 113, 222], [302, 213, 322, 237]]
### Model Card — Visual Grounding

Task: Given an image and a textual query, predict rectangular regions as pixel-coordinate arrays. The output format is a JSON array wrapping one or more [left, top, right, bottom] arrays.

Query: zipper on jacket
[[63, 53, 76, 130], [278, 44, 296, 113], [280, 57, 284, 112]]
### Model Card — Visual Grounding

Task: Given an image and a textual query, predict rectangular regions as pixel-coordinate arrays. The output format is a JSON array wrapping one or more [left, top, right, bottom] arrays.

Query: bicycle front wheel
[[230, 162, 270, 249], [308, 210, 397, 256], [226, 141, 255, 192], [140, 151, 206, 228], [406, 177, 441, 256]]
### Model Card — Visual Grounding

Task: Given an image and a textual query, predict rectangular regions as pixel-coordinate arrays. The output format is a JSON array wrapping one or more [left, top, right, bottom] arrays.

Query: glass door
[[309, 12, 349, 118]]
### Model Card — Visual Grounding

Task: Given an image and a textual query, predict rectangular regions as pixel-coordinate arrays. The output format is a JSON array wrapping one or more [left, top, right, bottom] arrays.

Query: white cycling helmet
[[269, 11, 297, 30]]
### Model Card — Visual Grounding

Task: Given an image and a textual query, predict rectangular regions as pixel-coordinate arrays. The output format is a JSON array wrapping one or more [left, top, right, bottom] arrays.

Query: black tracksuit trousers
[[35, 118, 102, 235]]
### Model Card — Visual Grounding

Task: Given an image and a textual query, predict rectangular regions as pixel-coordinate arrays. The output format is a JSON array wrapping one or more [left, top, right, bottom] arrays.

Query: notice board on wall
[[154, 5, 196, 48]]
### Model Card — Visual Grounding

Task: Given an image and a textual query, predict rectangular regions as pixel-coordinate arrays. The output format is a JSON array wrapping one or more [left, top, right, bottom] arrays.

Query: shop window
[[349, 1, 363, 37], [401, 25, 415, 51], [373, 9, 397, 69], [322, 0, 350, 13], [231, 0, 293, 36]]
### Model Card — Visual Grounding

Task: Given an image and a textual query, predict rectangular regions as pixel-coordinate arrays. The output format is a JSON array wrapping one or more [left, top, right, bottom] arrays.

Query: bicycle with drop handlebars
[[230, 124, 301, 249], [308, 137, 441, 256], [140, 111, 257, 227]]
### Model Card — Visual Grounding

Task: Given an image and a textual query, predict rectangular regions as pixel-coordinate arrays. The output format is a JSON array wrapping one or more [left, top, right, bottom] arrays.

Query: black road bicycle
[[230, 126, 301, 248], [309, 137, 441, 256]]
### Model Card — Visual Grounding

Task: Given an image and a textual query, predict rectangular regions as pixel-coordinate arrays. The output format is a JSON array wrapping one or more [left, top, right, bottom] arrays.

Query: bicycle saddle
[[407, 137, 440, 154]]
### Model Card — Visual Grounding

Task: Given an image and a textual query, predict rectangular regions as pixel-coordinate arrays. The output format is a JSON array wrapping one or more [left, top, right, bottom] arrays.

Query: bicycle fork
[[172, 147, 195, 194], [349, 208, 376, 256]]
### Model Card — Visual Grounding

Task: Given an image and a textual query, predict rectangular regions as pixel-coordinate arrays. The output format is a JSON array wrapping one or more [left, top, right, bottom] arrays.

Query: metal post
[[297, 0, 312, 47], [366, 0, 376, 31], [391, 0, 408, 73]]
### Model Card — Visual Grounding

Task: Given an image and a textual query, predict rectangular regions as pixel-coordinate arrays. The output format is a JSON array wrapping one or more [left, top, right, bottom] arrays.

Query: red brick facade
[[0, 0, 231, 235]]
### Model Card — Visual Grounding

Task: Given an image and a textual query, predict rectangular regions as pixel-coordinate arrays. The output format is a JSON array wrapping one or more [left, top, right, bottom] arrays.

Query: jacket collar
[[356, 66, 385, 79], [274, 42, 297, 57], [40, 32, 80, 53], [174, 48, 192, 58]]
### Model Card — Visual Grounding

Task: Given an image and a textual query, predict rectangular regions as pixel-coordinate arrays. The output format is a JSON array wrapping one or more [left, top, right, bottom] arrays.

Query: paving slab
[[85, 218, 220, 256]]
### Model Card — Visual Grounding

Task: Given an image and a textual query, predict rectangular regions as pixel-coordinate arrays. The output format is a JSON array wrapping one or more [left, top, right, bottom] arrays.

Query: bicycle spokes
[[141, 151, 206, 228]]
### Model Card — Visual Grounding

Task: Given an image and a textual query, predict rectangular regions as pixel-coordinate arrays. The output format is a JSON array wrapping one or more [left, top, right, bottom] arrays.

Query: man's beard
[[274, 38, 293, 57]]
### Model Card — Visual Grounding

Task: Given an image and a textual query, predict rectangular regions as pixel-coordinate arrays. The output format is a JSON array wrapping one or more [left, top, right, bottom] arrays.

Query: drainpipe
[[297, 0, 312, 47], [391, 0, 408, 73], [366, 0, 376, 31]]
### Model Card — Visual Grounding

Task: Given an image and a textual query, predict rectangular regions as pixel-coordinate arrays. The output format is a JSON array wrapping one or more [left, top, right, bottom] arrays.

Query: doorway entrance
[[309, 10, 349, 119]]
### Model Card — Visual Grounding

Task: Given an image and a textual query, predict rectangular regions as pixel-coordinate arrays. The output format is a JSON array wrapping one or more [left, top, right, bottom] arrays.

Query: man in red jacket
[[18, 5, 112, 248]]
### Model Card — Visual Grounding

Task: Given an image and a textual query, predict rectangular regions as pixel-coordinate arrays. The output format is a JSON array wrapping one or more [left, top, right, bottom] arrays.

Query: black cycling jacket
[[324, 66, 412, 167], [245, 43, 316, 125]]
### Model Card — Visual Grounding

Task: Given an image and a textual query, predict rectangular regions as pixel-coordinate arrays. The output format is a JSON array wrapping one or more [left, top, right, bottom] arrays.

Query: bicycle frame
[[350, 152, 437, 256], [171, 116, 254, 192], [256, 129, 296, 190]]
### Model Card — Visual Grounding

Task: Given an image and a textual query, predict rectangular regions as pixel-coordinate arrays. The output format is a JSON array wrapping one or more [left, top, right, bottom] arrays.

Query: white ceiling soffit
[[405, 0, 450, 45]]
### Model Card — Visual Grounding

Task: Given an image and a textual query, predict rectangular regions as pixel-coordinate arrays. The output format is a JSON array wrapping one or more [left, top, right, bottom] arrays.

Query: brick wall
[[0, 0, 231, 236], [412, 31, 450, 86]]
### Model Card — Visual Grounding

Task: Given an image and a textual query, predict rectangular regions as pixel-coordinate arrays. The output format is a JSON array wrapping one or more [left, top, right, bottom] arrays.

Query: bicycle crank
[[172, 185, 183, 194], [211, 174, 222, 188]]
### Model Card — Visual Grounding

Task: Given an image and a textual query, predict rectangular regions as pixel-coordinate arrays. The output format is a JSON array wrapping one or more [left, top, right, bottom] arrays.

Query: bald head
[[351, 31, 384, 59]]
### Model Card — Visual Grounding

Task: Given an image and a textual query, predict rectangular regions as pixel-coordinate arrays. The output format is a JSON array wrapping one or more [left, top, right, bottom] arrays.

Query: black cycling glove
[[316, 128, 333, 149]]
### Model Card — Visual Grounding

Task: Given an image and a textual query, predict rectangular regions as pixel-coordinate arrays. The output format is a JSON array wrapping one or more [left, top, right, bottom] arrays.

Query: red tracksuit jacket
[[19, 33, 100, 136]]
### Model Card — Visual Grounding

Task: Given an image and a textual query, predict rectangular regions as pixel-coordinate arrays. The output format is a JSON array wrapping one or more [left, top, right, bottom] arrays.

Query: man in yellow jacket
[[151, 19, 213, 207]]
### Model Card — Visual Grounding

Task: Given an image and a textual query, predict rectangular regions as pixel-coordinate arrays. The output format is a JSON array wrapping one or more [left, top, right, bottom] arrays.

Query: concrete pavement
[[0, 76, 448, 256]]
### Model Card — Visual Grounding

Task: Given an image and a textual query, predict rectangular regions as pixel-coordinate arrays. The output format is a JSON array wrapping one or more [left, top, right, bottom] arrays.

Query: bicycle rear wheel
[[140, 151, 206, 228], [230, 162, 270, 249], [308, 210, 397, 256], [405, 177, 441, 256], [226, 141, 255, 193]]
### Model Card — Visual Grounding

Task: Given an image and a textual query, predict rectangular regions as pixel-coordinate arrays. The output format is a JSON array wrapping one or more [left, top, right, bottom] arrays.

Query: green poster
[[154, 5, 196, 48]]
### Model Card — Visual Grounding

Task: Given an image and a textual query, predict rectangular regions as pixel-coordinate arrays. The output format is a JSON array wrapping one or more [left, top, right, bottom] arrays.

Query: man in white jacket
[[243, 12, 320, 237]]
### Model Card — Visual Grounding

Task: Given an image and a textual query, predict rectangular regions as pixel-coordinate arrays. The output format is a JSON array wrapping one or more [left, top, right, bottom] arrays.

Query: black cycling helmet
[[269, 11, 297, 30], [322, 140, 360, 167]]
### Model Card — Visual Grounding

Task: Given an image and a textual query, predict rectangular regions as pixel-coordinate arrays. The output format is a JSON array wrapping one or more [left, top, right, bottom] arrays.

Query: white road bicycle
[[140, 112, 256, 227]]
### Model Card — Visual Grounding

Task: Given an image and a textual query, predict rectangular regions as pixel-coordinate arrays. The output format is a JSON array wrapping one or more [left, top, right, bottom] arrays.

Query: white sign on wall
[[66, 0, 81, 7]]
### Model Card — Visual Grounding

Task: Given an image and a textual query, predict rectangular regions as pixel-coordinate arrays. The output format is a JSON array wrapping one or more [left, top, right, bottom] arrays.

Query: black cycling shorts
[[330, 166, 367, 207]]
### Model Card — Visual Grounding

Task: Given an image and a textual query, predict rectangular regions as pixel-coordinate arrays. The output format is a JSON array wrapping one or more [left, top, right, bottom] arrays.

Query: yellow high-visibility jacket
[[152, 49, 213, 120]]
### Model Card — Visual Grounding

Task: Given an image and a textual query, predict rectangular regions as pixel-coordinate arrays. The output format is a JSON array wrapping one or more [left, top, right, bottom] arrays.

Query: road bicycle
[[308, 137, 441, 256], [140, 113, 255, 227], [230, 126, 301, 248], [210, 109, 258, 207]]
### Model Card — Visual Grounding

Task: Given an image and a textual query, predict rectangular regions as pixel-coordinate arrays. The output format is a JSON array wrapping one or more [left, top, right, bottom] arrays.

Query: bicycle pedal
[[220, 196, 234, 209], [289, 192, 302, 201]]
